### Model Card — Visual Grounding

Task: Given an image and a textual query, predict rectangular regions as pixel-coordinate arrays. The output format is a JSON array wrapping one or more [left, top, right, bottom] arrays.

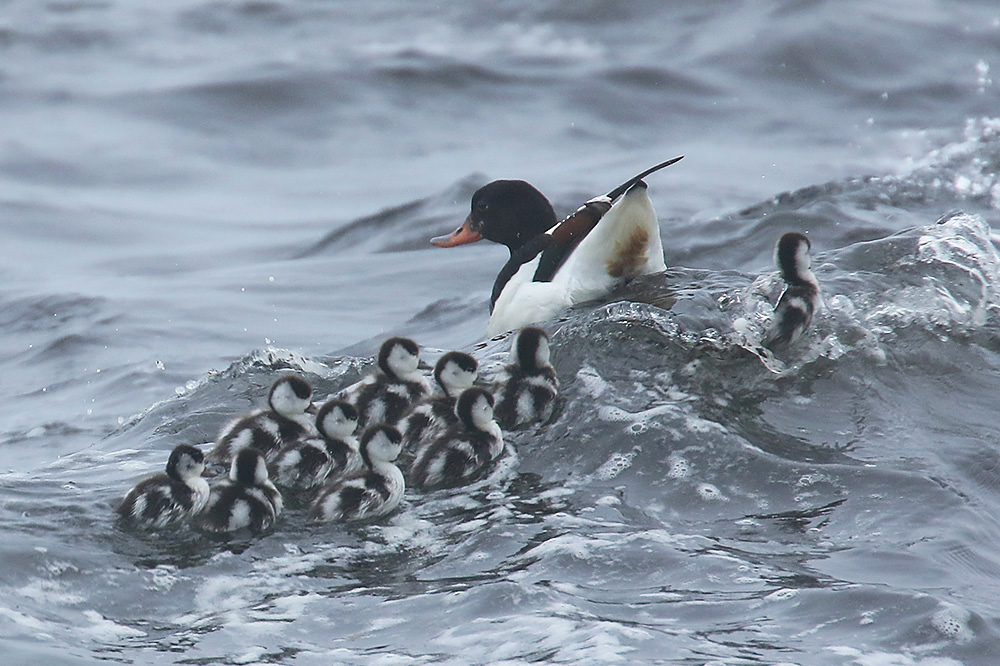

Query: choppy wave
[[4, 209, 1000, 664], [4, 1, 1000, 664]]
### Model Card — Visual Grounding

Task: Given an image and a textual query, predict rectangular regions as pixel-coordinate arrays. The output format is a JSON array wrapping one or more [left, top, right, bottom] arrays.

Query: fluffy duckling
[[339, 337, 431, 428], [409, 388, 503, 490], [762, 232, 821, 350], [308, 424, 405, 522], [209, 373, 316, 465], [491, 326, 559, 430], [400, 351, 479, 453], [197, 448, 282, 535], [268, 399, 361, 490], [116, 444, 209, 529]]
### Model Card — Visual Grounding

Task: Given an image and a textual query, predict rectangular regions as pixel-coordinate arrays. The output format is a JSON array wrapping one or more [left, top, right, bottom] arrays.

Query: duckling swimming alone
[[491, 326, 559, 430], [308, 424, 405, 522], [197, 448, 283, 535], [116, 444, 209, 529], [209, 373, 316, 466], [339, 337, 431, 428], [761, 232, 821, 350], [268, 399, 361, 490], [400, 351, 479, 453], [409, 387, 504, 490]]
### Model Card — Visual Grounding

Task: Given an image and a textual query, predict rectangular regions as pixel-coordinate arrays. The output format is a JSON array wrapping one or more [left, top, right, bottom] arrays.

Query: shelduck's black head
[[454, 387, 496, 432], [166, 444, 205, 482], [359, 424, 403, 467], [512, 326, 552, 375], [230, 448, 269, 486], [774, 232, 813, 285], [431, 180, 557, 252]]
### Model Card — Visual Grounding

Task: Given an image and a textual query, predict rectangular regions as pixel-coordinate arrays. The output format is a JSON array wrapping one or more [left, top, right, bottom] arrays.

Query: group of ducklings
[[116, 227, 820, 535], [116, 326, 558, 534]]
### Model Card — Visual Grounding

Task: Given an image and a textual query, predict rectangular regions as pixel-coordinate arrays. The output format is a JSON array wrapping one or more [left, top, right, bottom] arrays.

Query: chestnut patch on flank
[[607, 228, 649, 278]]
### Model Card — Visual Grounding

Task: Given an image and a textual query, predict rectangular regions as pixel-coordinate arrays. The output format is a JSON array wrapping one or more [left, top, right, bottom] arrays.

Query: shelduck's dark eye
[[474, 199, 489, 211]]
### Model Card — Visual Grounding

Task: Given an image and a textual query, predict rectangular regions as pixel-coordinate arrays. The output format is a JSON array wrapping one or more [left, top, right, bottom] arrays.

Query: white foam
[[796, 473, 831, 488], [147, 565, 179, 591], [931, 603, 974, 643], [82, 609, 146, 642], [429, 607, 647, 664], [827, 646, 965, 666], [248, 593, 321, 623], [15, 579, 84, 605], [764, 588, 798, 602], [684, 414, 725, 435], [696, 483, 728, 502], [575, 364, 609, 399], [594, 447, 640, 480], [667, 454, 690, 479], [0, 605, 51, 633]]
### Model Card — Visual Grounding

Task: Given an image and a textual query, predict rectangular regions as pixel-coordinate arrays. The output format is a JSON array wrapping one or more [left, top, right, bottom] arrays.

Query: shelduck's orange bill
[[431, 215, 483, 247]]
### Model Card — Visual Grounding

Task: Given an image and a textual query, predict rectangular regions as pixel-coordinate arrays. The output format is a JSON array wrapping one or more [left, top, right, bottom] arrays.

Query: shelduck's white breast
[[487, 256, 570, 336]]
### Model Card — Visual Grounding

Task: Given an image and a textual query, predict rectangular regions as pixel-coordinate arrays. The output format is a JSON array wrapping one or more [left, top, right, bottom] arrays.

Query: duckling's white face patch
[[368, 430, 402, 463], [177, 453, 205, 479], [795, 240, 812, 272], [386, 344, 420, 378], [321, 408, 357, 439], [534, 337, 551, 369], [271, 381, 313, 417], [470, 394, 496, 430], [253, 455, 270, 485], [440, 361, 477, 394]]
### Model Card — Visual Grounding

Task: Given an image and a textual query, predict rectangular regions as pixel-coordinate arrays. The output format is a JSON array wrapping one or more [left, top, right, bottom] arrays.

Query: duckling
[[761, 232, 821, 350], [491, 326, 559, 430], [196, 448, 282, 535], [209, 373, 316, 466], [268, 399, 361, 490], [340, 337, 431, 428], [116, 444, 209, 529], [308, 424, 405, 522], [409, 388, 503, 490], [400, 351, 479, 453]]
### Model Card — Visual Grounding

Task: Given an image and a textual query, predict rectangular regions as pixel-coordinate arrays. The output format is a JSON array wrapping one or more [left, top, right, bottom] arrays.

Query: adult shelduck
[[431, 157, 683, 335]]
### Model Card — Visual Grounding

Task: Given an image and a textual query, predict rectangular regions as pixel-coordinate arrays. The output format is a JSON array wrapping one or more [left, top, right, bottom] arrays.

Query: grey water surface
[[2, 1, 1000, 665]]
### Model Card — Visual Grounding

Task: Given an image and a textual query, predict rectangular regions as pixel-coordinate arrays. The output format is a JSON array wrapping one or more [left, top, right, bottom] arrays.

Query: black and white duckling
[[197, 448, 283, 535], [209, 373, 317, 466], [308, 424, 405, 522], [116, 444, 210, 529], [400, 351, 479, 453], [761, 232, 821, 350], [268, 399, 361, 490], [491, 326, 559, 430], [409, 388, 504, 490], [339, 337, 431, 428]]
